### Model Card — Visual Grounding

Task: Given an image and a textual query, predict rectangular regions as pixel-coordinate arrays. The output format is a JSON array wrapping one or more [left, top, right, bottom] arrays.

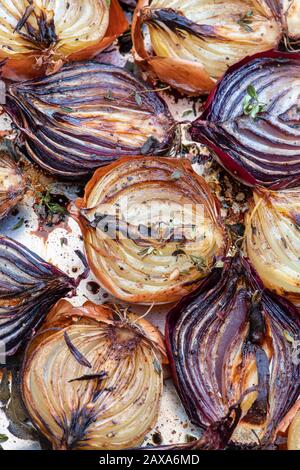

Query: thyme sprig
[[243, 84, 266, 119], [237, 10, 254, 32]]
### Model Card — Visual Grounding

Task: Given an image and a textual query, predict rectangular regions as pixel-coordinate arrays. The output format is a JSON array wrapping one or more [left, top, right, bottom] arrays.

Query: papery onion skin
[[132, 0, 281, 95], [166, 256, 300, 447], [244, 187, 300, 309], [0, 0, 128, 81], [4, 62, 174, 179], [22, 299, 167, 450], [0, 236, 76, 355], [72, 156, 228, 304], [0, 154, 26, 220], [190, 51, 300, 188]]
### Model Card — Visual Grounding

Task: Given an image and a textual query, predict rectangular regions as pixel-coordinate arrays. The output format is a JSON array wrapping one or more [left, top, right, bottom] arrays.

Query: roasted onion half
[[190, 51, 300, 188], [132, 0, 281, 95], [22, 299, 167, 450], [4, 62, 174, 179], [72, 156, 228, 304], [0, 0, 128, 80], [0, 154, 26, 220], [0, 236, 77, 355], [244, 187, 300, 309], [166, 256, 300, 448]]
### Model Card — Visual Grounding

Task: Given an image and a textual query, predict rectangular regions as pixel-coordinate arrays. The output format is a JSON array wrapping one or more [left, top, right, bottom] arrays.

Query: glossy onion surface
[[0, 0, 127, 80], [22, 300, 167, 450], [132, 0, 281, 94], [190, 51, 300, 187], [73, 156, 228, 304], [244, 187, 300, 309], [0, 236, 76, 355], [5, 62, 175, 178], [166, 256, 300, 447]]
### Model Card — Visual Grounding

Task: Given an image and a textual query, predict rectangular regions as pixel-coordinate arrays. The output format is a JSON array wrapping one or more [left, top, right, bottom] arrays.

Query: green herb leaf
[[38, 191, 67, 215], [12, 217, 24, 231], [0, 434, 8, 443], [237, 10, 254, 32], [182, 109, 193, 118], [47, 203, 67, 215], [134, 92, 143, 106], [247, 84, 258, 100], [171, 170, 182, 180], [138, 246, 162, 258], [243, 84, 266, 120], [61, 107, 74, 113], [153, 358, 162, 375], [283, 330, 295, 344], [104, 89, 115, 101], [190, 255, 207, 272]]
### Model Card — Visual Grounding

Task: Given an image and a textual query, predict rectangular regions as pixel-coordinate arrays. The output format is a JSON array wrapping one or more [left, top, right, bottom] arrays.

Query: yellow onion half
[[72, 156, 228, 304], [22, 299, 167, 450], [244, 187, 300, 309], [0, 0, 128, 80], [0, 153, 25, 220], [132, 0, 281, 94]]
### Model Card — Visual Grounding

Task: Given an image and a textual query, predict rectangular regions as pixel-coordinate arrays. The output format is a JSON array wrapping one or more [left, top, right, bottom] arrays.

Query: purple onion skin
[[0, 236, 76, 355], [190, 51, 300, 189], [4, 61, 174, 179], [166, 256, 300, 448]]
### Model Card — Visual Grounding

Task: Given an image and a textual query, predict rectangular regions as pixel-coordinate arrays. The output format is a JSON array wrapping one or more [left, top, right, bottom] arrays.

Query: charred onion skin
[[132, 0, 281, 95], [166, 256, 300, 447], [0, 236, 76, 356], [0, 0, 128, 81], [22, 300, 167, 450], [4, 62, 174, 179], [0, 154, 26, 220], [244, 187, 300, 309], [72, 156, 228, 304], [190, 51, 300, 188]]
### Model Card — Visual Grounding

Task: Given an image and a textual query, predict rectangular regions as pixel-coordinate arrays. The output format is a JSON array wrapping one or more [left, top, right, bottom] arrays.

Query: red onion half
[[166, 256, 300, 448], [190, 51, 300, 188], [4, 62, 174, 179], [0, 236, 79, 355]]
